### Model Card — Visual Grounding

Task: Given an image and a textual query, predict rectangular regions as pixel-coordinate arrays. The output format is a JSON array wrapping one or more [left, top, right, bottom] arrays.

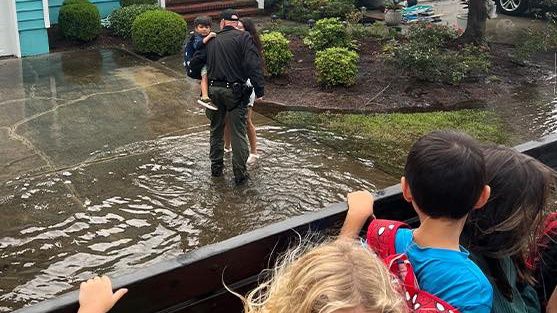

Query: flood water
[[0, 49, 397, 311], [1, 47, 556, 311]]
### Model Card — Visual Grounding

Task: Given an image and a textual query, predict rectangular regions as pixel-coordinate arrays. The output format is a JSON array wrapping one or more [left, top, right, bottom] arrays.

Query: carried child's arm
[[339, 191, 375, 239], [203, 32, 217, 45]]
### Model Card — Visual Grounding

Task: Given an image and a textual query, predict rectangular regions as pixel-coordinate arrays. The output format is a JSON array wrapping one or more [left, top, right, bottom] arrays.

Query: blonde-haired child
[[239, 239, 406, 313], [78, 239, 405, 313]]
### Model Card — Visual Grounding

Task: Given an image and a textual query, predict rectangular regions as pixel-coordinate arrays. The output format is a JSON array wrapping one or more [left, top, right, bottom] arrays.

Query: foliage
[[59, 2, 101, 42], [384, 0, 404, 10], [406, 22, 459, 46], [287, 0, 356, 22], [346, 22, 397, 41], [261, 32, 294, 76], [62, 0, 89, 5], [120, 0, 157, 7], [276, 110, 507, 175], [109, 4, 161, 38], [513, 21, 557, 61], [262, 23, 310, 38], [303, 18, 352, 50], [131, 10, 187, 56], [315, 47, 359, 86], [387, 23, 490, 84]]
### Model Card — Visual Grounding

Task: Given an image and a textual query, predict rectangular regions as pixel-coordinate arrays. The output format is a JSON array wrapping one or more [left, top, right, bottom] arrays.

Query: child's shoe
[[247, 153, 259, 165], [197, 98, 218, 110], [224, 147, 232, 153]]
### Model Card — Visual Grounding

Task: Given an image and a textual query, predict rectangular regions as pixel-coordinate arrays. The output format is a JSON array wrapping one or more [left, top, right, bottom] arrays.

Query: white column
[[43, 0, 50, 28], [159, 0, 165, 8], [257, 0, 264, 9], [10, 0, 21, 57]]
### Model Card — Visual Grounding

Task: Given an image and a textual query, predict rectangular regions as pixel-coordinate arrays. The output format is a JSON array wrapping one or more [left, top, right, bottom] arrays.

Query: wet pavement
[[0, 49, 398, 311]]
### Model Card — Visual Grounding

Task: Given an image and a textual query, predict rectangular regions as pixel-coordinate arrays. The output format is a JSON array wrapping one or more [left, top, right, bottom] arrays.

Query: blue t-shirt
[[395, 228, 493, 313]]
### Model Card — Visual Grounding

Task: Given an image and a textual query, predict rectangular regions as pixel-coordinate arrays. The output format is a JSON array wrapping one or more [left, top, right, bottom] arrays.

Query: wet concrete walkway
[[0, 49, 397, 311]]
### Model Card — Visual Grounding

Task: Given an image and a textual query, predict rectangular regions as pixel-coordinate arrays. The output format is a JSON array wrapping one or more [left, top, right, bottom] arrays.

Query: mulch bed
[[262, 35, 553, 114]]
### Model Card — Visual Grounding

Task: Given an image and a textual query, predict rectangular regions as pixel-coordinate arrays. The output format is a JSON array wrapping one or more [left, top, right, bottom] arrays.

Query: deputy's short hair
[[221, 9, 239, 21]]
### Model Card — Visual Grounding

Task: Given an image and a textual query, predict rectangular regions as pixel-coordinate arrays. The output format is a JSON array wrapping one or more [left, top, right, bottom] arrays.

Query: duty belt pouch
[[241, 84, 253, 106]]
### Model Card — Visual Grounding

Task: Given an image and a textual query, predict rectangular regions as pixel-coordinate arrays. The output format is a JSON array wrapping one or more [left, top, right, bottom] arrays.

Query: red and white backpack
[[366, 219, 461, 313]]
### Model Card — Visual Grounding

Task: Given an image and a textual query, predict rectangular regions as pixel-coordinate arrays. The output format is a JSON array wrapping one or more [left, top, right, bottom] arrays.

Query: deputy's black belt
[[209, 80, 241, 88]]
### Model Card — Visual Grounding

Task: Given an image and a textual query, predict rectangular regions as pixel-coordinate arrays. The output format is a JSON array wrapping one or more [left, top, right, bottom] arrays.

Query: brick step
[[180, 7, 262, 21], [167, 0, 257, 14]]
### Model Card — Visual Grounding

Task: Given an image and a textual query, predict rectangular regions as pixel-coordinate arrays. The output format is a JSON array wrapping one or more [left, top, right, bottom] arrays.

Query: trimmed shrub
[[261, 32, 293, 76], [303, 18, 352, 50], [59, 3, 101, 41], [387, 23, 490, 84], [288, 0, 355, 22], [121, 0, 157, 6], [132, 10, 187, 56], [514, 22, 557, 61], [109, 4, 161, 38], [315, 47, 359, 86], [62, 0, 89, 5]]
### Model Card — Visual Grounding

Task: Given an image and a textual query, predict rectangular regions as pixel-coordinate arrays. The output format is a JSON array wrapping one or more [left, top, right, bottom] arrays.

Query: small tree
[[458, 0, 488, 44]]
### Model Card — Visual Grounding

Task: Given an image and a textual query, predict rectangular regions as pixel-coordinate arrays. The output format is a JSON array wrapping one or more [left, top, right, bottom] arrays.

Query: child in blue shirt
[[184, 16, 217, 111], [341, 130, 493, 313]]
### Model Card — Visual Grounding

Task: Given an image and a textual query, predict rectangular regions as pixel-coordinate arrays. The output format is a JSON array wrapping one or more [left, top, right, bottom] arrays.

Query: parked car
[[496, 0, 557, 17], [496, 0, 529, 16]]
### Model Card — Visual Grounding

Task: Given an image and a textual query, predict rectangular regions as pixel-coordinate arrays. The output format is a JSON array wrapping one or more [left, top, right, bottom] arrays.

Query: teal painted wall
[[15, 0, 49, 56], [49, 0, 120, 24]]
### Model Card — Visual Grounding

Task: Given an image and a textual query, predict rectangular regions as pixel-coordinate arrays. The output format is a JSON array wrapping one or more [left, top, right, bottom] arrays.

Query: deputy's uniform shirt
[[191, 25, 265, 98]]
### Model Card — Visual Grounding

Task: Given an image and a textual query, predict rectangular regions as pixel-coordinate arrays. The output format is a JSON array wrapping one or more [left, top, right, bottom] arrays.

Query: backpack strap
[[366, 219, 410, 259]]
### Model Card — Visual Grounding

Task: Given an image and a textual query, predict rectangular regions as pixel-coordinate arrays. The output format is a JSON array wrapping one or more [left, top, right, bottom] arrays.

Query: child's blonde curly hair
[[238, 238, 406, 313]]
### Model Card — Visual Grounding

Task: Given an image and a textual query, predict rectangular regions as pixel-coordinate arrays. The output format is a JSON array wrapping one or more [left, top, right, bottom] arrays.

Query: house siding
[[15, 0, 49, 56], [49, 0, 120, 24]]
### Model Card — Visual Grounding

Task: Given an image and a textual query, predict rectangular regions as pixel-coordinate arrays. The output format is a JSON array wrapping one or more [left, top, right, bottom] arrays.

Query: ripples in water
[[0, 126, 396, 311]]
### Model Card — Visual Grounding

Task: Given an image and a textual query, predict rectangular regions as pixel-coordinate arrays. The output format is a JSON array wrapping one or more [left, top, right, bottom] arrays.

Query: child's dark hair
[[194, 16, 211, 28], [404, 130, 486, 219], [239, 18, 265, 70], [239, 18, 263, 55], [463, 145, 555, 300]]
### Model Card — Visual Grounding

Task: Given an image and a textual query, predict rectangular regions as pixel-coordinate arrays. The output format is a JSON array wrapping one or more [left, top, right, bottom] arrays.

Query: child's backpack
[[366, 219, 461, 313], [183, 33, 204, 80]]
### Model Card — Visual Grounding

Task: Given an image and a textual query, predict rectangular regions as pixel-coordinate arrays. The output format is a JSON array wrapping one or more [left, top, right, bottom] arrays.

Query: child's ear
[[401, 177, 413, 203], [473, 185, 491, 209]]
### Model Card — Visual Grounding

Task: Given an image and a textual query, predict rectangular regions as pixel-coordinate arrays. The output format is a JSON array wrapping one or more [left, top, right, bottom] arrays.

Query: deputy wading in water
[[190, 9, 265, 186]]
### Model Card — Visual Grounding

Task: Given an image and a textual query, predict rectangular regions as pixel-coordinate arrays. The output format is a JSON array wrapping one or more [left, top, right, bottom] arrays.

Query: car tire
[[495, 0, 528, 16]]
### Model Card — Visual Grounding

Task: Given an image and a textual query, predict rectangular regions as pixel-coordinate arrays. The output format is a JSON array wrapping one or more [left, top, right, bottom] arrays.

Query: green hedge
[[59, 2, 101, 42], [388, 23, 490, 84], [62, 0, 90, 5], [261, 32, 293, 76], [121, 0, 157, 6], [315, 47, 359, 86], [109, 4, 161, 38], [303, 18, 352, 50], [132, 10, 187, 56], [288, 0, 355, 22]]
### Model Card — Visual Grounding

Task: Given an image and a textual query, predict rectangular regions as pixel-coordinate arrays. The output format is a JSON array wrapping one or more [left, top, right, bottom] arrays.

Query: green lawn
[[276, 109, 508, 175]]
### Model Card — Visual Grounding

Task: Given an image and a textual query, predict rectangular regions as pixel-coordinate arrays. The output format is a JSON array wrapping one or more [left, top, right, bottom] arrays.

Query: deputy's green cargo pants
[[206, 86, 249, 180]]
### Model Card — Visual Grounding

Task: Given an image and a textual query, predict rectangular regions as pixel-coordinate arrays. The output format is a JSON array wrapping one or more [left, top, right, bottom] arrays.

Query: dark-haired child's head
[[402, 130, 490, 220], [466, 145, 555, 257], [194, 16, 211, 36]]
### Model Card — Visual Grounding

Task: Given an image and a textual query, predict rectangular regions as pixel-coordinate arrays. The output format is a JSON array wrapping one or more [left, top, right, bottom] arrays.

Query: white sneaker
[[247, 153, 259, 165], [197, 98, 218, 111], [224, 147, 232, 153]]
